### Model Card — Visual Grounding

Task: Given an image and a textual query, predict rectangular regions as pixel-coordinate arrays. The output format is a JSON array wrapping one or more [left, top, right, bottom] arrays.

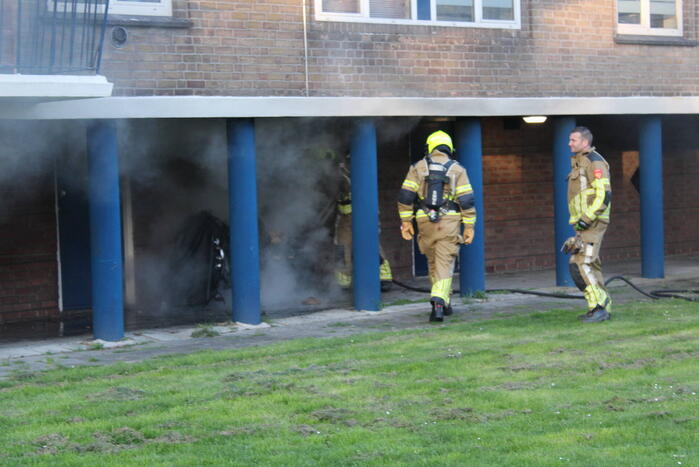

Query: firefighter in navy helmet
[[333, 151, 393, 291], [397, 130, 476, 322], [562, 126, 612, 323]]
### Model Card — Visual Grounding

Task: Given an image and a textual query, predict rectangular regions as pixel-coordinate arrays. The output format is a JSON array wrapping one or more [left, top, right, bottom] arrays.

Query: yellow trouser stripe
[[431, 278, 452, 304], [583, 284, 609, 311], [399, 210, 413, 219], [380, 259, 393, 281], [335, 271, 351, 288], [462, 216, 476, 224]]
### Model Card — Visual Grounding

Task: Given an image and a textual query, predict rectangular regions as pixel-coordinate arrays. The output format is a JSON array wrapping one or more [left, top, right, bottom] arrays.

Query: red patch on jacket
[[593, 169, 603, 179]]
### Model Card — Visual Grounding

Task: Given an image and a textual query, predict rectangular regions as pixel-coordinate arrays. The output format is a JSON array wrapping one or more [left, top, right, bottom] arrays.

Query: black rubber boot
[[583, 307, 611, 323], [443, 304, 453, 316], [429, 299, 444, 322], [577, 310, 594, 320]]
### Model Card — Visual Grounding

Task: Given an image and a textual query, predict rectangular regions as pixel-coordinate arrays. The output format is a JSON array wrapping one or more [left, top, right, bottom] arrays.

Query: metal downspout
[[302, 0, 309, 96]]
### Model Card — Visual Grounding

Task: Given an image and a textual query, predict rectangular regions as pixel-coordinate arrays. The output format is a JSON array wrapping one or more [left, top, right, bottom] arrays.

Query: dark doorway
[[56, 150, 92, 311]]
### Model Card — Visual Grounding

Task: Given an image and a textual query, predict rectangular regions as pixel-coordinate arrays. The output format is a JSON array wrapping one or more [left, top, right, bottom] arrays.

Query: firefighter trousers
[[334, 213, 392, 287], [417, 215, 461, 305], [569, 228, 611, 312]]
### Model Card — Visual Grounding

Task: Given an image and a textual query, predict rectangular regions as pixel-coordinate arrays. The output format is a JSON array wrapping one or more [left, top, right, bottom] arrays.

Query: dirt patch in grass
[[294, 424, 321, 436], [34, 433, 72, 455], [429, 407, 476, 421], [32, 426, 196, 456], [220, 426, 260, 436], [646, 411, 672, 418], [480, 381, 541, 391], [673, 417, 698, 424], [88, 386, 147, 401], [429, 407, 528, 424], [311, 407, 356, 425], [96, 427, 146, 446], [500, 362, 565, 372], [369, 417, 412, 428], [153, 431, 197, 444], [595, 358, 656, 370], [227, 379, 296, 398]]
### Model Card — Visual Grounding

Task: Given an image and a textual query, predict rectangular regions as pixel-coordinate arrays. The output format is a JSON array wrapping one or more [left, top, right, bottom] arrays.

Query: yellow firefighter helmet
[[426, 130, 454, 155]]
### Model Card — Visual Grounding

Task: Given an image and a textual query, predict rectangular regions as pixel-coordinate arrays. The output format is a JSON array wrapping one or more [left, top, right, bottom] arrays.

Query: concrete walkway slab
[[0, 256, 697, 380]]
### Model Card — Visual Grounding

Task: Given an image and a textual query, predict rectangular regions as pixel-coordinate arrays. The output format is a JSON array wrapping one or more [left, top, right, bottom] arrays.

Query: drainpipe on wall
[[302, 0, 310, 96]]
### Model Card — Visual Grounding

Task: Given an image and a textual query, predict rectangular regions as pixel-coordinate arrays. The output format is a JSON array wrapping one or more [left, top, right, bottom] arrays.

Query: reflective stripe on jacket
[[567, 148, 611, 226], [397, 150, 476, 227]]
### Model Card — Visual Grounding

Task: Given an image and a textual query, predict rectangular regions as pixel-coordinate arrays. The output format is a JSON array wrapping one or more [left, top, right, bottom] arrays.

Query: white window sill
[[614, 34, 696, 46]]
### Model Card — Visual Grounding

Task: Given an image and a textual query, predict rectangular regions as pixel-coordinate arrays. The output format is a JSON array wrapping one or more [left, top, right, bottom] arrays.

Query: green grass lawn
[[1, 299, 698, 466]]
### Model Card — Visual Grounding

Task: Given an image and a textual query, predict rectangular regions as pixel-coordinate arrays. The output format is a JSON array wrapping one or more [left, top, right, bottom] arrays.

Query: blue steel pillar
[[350, 119, 381, 311], [639, 116, 665, 278], [552, 117, 576, 287], [86, 120, 124, 341], [455, 118, 485, 295], [226, 119, 262, 324]]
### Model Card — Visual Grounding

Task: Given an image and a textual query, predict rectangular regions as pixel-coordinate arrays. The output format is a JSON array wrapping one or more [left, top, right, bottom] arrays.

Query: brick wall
[[100, 0, 699, 97], [0, 175, 58, 324], [381, 116, 699, 279]]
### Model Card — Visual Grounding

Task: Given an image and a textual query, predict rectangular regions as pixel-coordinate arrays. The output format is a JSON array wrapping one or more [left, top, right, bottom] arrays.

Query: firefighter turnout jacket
[[567, 146, 612, 312], [397, 149, 476, 304], [568, 147, 611, 241]]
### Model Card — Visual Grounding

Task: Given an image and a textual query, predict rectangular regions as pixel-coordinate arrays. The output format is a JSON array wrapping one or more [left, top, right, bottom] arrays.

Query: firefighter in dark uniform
[[562, 126, 612, 323], [397, 131, 476, 322]]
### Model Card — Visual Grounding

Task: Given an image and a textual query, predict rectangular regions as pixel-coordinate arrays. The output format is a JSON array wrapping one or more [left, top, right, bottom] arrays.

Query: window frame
[[49, 0, 172, 17], [108, 0, 172, 17], [314, 0, 521, 30], [616, 0, 682, 36]]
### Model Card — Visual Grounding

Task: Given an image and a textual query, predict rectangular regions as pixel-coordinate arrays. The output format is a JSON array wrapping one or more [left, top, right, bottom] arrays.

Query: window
[[108, 0, 172, 16], [617, 0, 682, 36], [316, 0, 520, 29], [50, 0, 171, 17]]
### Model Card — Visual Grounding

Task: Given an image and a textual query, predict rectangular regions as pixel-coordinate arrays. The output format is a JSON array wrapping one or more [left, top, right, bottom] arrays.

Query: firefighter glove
[[400, 221, 414, 241], [462, 227, 474, 245], [561, 236, 581, 254], [574, 218, 591, 231]]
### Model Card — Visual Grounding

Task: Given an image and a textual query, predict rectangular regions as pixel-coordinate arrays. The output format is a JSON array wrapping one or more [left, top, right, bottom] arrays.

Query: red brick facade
[[2, 1, 699, 324], [102, 0, 699, 97], [381, 116, 699, 279], [1, 115, 698, 323], [0, 174, 58, 324]]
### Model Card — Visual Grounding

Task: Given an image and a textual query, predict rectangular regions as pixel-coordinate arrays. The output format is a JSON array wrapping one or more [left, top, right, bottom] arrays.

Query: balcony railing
[[0, 0, 109, 75]]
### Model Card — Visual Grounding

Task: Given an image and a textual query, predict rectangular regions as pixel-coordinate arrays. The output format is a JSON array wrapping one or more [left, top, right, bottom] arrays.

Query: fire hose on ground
[[391, 275, 699, 302]]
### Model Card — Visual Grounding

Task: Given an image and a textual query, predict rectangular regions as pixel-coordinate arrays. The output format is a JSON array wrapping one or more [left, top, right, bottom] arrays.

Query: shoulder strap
[[425, 156, 455, 172], [586, 150, 607, 165]]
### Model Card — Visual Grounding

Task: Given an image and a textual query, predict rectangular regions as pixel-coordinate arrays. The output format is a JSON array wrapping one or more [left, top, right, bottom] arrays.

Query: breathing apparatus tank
[[423, 131, 456, 222]]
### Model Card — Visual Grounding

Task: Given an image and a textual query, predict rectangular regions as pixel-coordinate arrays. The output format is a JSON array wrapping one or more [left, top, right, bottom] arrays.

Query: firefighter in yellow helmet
[[562, 126, 612, 323], [397, 130, 476, 322], [334, 152, 393, 291]]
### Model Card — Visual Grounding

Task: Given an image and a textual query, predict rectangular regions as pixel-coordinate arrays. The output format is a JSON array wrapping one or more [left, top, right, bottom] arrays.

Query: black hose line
[[392, 276, 699, 302], [391, 279, 582, 299], [603, 275, 656, 299]]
